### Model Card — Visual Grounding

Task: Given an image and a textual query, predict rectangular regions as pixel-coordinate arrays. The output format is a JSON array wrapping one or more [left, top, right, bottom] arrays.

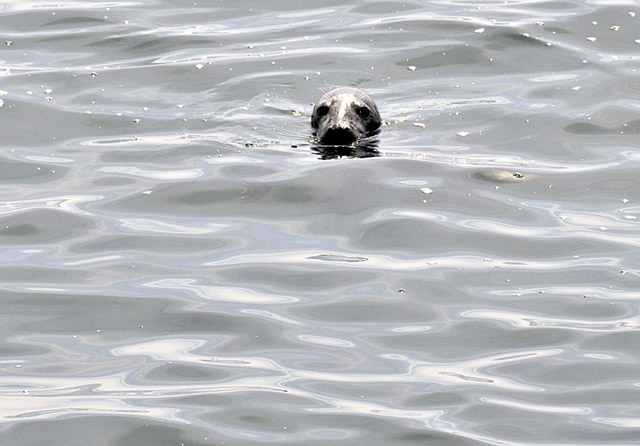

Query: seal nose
[[320, 124, 357, 145]]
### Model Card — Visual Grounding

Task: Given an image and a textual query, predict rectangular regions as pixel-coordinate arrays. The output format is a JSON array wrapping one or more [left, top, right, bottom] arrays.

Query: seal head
[[311, 88, 381, 146]]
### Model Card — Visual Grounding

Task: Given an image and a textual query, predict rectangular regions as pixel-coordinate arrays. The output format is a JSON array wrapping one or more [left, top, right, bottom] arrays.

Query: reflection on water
[[312, 139, 380, 159], [2, 1, 640, 445]]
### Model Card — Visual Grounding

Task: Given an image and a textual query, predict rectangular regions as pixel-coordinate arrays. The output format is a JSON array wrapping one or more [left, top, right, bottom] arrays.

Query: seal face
[[311, 88, 381, 146]]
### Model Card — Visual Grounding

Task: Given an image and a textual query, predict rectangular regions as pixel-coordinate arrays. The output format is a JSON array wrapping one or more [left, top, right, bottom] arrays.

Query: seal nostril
[[320, 126, 357, 145]]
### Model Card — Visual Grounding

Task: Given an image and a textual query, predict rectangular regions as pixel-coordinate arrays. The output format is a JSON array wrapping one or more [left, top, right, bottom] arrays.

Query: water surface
[[1, 1, 640, 445]]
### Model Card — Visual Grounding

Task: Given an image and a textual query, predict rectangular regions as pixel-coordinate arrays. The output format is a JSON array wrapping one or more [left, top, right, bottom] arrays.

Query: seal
[[311, 88, 381, 146]]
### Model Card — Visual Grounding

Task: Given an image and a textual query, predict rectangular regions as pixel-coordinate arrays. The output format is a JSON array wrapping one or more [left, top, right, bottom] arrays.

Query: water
[[1, 1, 640, 445]]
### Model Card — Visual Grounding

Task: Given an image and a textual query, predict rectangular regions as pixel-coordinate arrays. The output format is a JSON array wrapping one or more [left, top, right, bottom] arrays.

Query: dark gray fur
[[311, 88, 381, 145]]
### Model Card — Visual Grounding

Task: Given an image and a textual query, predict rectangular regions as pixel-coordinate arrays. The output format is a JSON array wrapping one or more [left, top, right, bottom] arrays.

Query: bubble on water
[[407, 65, 417, 71], [413, 122, 425, 128], [457, 131, 470, 136], [586, 36, 596, 42], [420, 187, 433, 195], [195, 63, 204, 69], [571, 86, 581, 91], [474, 28, 485, 34]]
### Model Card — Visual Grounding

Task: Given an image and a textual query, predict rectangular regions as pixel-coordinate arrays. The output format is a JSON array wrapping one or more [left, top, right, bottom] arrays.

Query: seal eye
[[316, 105, 329, 117], [357, 107, 370, 119]]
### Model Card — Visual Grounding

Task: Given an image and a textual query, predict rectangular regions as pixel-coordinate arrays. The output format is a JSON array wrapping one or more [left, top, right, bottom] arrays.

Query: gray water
[[2, 1, 640, 445]]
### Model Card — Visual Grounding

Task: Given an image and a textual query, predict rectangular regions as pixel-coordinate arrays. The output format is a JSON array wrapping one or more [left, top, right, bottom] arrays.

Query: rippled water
[[2, 1, 640, 445]]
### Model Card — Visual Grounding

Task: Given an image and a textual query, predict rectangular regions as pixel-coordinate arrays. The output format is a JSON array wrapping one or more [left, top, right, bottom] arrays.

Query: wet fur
[[311, 88, 381, 146]]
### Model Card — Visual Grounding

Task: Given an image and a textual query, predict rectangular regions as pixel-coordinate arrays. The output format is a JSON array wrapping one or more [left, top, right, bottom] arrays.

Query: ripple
[[2, 1, 640, 445]]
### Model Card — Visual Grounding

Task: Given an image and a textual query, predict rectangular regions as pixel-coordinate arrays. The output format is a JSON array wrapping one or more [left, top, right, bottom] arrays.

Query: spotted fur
[[311, 88, 381, 145]]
